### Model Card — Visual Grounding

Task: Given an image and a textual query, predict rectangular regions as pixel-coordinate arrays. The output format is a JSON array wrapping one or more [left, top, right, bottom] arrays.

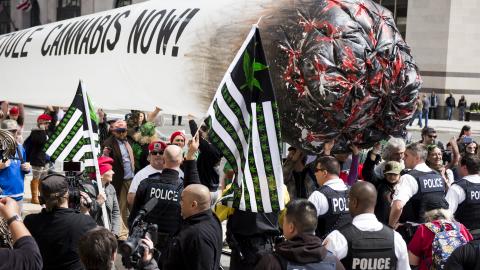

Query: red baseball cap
[[9, 106, 19, 116], [148, 141, 167, 152], [170, 131, 186, 144], [37, 114, 52, 122]]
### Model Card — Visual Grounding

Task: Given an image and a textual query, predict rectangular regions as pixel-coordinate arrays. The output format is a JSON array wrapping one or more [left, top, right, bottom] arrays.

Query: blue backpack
[[425, 220, 468, 269]]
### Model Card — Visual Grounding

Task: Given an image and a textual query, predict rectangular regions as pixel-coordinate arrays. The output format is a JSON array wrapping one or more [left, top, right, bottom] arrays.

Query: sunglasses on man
[[151, 151, 164, 156]]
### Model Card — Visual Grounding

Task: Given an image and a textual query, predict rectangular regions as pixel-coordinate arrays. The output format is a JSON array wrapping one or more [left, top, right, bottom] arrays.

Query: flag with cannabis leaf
[[205, 25, 285, 213]]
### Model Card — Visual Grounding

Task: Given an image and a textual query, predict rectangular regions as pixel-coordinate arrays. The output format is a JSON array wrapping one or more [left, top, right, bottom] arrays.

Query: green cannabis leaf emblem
[[240, 49, 268, 92]]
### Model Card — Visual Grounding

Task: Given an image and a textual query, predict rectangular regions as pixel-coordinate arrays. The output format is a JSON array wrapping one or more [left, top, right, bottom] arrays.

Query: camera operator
[[129, 135, 201, 264], [79, 227, 159, 270], [24, 174, 97, 270], [0, 197, 42, 270]]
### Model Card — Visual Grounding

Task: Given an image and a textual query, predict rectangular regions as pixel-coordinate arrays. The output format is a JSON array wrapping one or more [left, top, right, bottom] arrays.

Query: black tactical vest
[[454, 179, 480, 231], [142, 178, 183, 235], [316, 185, 352, 239], [399, 169, 445, 223], [340, 223, 397, 270]]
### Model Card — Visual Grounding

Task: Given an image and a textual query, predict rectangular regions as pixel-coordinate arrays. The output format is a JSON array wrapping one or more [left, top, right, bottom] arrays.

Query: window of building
[[57, 0, 81, 21], [0, 0, 11, 34], [375, 0, 409, 38], [115, 0, 132, 8]]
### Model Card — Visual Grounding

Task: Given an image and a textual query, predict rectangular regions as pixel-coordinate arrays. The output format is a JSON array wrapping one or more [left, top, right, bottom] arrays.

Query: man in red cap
[[27, 113, 54, 204], [127, 140, 167, 208], [170, 131, 186, 149], [1, 103, 25, 143], [83, 156, 121, 237], [103, 119, 135, 239]]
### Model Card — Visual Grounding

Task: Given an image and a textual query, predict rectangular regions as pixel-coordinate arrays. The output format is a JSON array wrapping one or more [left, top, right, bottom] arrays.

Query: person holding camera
[[79, 227, 159, 270], [24, 174, 97, 270], [129, 136, 201, 265], [163, 184, 222, 270], [0, 197, 43, 270]]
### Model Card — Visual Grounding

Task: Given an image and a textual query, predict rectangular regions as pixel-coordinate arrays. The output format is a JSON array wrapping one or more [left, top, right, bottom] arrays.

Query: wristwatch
[[6, 214, 22, 225]]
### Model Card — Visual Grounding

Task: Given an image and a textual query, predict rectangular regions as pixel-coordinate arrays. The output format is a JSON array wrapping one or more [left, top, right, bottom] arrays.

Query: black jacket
[[189, 120, 222, 191], [27, 129, 48, 167], [0, 236, 43, 270], [446, 239, 480, 270], [362, 150, 396, 224], [255, 234, 344, 270], [129, 160, 201, 228], [24, 208, 97, 270], [163, 210, 223, 270]]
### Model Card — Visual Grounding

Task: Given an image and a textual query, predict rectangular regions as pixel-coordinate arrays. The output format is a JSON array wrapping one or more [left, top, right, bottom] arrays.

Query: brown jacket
[[103, 136, 135, 196]]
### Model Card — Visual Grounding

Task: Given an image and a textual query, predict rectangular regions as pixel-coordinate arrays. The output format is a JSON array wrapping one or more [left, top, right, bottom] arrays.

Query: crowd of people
[[0, 101, 480, 270]]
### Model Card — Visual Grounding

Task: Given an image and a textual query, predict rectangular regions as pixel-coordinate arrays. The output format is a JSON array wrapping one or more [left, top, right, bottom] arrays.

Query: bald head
[[349, 181, 377, 217], [163, 145, 183, 169], [181, 184, 211, 219]]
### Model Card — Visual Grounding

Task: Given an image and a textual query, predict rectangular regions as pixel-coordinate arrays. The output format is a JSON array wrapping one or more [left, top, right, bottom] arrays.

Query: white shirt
[[323, 213, 410, 270], [128, 165, 162, 193], [308, 178, 348, 216], [446, 174, 480, 213], [392, 163, 433, 204]]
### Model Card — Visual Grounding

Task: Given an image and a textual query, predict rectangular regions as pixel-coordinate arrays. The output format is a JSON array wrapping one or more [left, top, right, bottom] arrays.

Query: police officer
[[446, 154, 480, 238], [324, 181, 409, 270], [129, 139, 200, 262], [389, 143, 445, 239], [215, 182, 290, 270], [308, 156, 351, 239]]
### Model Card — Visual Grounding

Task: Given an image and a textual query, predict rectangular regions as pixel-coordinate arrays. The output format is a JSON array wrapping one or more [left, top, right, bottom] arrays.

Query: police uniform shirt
[[308, 178, 349, 216], [323, 213, 410, 270], [446, 174, 480, 213], [392, 163, 435, 205]]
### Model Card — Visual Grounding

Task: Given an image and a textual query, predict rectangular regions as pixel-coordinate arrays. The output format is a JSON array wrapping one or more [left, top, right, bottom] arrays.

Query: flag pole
[[80, 80, 110, 229]]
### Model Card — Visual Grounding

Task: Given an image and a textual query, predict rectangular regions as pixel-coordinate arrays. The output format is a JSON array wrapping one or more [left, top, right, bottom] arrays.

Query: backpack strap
[[425, 222, 441, 234]]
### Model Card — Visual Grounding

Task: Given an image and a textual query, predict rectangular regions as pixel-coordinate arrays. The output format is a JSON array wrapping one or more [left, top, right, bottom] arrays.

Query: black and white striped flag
[[206, 25, 284, 213], [44, 82, 99, 173]]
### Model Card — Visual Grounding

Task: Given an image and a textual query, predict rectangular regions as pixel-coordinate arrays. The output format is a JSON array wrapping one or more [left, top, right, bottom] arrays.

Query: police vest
[[454, 179, 480, 231], [143, 178, 183, 235], [340, 223, 397, 270], [316, 185, 352, 239], [276, 251, 337, 270], [400, 170, 445, 223]]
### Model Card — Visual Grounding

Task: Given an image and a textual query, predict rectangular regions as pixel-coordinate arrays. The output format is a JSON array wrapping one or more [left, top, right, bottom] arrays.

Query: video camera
[[120, 197, 158, 269], [63, 161, 90, 211]]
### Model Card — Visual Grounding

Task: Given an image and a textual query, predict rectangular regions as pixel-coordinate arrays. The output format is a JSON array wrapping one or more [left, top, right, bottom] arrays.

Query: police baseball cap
[[384, 161, 402, 175], [40, 174, 68, 199]]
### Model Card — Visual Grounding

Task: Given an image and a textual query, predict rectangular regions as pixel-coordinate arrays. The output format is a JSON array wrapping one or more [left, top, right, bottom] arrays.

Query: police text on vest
[[352, 258, 391, 269]]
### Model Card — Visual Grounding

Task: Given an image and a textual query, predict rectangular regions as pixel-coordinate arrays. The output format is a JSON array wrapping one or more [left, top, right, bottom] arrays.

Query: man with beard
[[103, 120, 135, 239]]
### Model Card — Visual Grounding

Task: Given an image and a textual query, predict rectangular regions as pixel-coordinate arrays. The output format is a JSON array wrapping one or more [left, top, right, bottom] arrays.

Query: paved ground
[[17, 106, 480, 269]]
